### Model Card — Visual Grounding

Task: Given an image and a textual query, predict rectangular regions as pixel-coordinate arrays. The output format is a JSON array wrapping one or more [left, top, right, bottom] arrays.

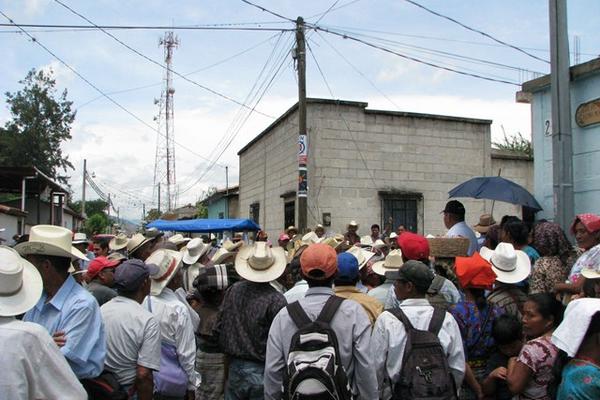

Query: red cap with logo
[[86, 256, 120, 279], [300, 243, 337, 280], [397, 232, 430, 261]]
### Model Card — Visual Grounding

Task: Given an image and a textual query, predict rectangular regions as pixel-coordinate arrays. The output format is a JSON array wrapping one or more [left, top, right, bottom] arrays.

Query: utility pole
[[296, 16, 308, 233], [158, 182, 161, 214], [225, 165, 229, 218], [549, 0, 574, 231], [142, 203, 146, 220], [81, 159, 87, 218]]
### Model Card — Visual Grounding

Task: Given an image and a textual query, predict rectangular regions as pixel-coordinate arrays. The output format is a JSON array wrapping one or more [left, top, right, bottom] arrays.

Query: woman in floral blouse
[[507, 293, 564, 400]]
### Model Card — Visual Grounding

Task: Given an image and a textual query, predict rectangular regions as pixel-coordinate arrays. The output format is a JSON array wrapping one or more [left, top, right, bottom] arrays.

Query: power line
[[314, 0, 341, 24], [75, 33, 280, 110], [240, 0, 295, 22], [403, 0, 549, 64], [54, 0, 276, 119], [311, 25, 521, 86], [314, 32, 402, 111], [0, 11, 225, 168], [307, 0, 364, 20], [0, 22, 293, 32]]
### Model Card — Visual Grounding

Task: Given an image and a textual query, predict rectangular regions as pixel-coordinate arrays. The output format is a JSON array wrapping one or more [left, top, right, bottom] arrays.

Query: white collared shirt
[[143, 288, 200, 390], [371, 298, 465, 399], [0, 317, 87, 399]]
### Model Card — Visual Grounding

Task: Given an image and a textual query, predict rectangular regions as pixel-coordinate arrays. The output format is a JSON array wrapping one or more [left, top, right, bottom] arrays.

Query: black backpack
[[388, 307, 457, 400], [283, 296, 353, 400], [426, 275, 449, 310]]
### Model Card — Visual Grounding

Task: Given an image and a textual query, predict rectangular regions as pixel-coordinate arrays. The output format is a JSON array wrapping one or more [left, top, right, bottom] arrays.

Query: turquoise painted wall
[[207, 198, 228, 219], [532, 72, 600, 219]]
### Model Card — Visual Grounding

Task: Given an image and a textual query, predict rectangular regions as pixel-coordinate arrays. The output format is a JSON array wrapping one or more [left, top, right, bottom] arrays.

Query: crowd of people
[[1, 199, 600, 400]]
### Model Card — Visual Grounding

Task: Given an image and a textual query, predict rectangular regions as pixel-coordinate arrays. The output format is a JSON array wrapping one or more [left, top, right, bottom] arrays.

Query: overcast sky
[[1, 0, 598, 220]]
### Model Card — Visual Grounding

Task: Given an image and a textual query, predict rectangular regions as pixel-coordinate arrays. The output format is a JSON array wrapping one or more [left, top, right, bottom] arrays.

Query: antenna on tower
[[153, 31, 179, 212]]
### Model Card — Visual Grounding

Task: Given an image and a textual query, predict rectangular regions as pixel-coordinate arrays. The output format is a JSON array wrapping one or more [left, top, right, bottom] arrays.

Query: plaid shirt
[[487, 284, 527, 320], [215, 280, 286, 362]]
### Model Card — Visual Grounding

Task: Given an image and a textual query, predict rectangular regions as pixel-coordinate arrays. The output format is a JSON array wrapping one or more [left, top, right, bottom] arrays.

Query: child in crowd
[[482, 314, 524, 400]]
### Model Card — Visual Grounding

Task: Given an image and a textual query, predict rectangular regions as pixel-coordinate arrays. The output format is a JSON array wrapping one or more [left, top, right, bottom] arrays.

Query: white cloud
[[40, 60, 75, 87]]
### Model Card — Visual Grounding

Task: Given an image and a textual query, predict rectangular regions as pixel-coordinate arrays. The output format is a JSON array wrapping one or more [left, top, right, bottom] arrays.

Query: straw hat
[[127, 233, 153, 254], [211, 247, 236, 265], [107, 252, 127, 262], [473, 214, 497, 234], [72, 232, 89, 245], [581, 265, 600, 280], [348, 220, 359, 228], [183, 238, 211, 265], [373, 239, 387, 249], [345, 246, 375, 270], [146, 249, 183, 296], [321, 235, 344, 250], [0, 246, 43, 316], [302, 231, 320, 245], [222, 239, 243, 252], [109, 233, 129, 251], [372, 249, 404, 276], [15, 225, 88, 261], [480, 243, 531, 284], [359, 235, 374, 247], [167, 234, 191, 246], [235, 242, 286, 283]]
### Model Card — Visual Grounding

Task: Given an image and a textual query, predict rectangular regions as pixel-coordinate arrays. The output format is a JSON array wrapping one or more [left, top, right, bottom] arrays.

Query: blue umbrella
[[448, 176, 543, 211]]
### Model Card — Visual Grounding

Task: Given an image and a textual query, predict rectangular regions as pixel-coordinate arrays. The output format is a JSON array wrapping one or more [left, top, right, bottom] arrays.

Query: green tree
[[196, 186, 217, 219], [85, 213, 109, 235], [145, 208, 162, 222], [493, 131, 533, 158], [0, 68, 75, 183], [70, 199, 108, 217]]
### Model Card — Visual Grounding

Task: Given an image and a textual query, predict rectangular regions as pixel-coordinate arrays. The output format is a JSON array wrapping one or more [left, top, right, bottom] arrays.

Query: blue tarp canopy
[[147, 218, 261, 233]]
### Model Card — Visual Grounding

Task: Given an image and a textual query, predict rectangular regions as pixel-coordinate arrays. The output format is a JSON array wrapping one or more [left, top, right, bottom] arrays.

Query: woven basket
[[427, 237, 470, 258]]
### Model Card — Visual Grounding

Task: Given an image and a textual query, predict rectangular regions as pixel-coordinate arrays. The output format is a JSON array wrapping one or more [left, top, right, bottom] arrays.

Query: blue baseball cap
[[337, 252, 359, 281], [114, 259, 159, 292]]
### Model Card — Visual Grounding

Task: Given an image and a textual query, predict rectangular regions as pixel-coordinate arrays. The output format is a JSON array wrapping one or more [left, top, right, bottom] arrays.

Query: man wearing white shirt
[[371, 260, 465, 399], [144, 249, 199, 399], [0, 246, 86, 400], [443, 200, 478, 256]]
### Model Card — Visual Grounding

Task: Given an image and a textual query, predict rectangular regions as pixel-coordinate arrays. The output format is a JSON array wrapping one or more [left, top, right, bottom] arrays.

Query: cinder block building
[[237, 99, 533, 239]]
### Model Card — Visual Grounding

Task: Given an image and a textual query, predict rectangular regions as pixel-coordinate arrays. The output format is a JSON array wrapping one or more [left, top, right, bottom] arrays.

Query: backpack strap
[[427, 275, 445, 295], [388, 307, 415, 331], [427, 306, 446, 335], [287, 301, 312, 329], [316, 295, 344, 324]]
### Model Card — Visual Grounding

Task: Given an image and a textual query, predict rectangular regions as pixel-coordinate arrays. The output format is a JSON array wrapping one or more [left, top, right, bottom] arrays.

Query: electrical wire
[[0, 11, 224, 167], [307, 0, 364, 20], [403, 0, 549, 64], [240, 0, 296, 22], [54, 0, 276, 119], [314, 32, 402, 111], [314, 0, 341, 24], [0, 22, 293, 32], [310, 24, 521, 86]]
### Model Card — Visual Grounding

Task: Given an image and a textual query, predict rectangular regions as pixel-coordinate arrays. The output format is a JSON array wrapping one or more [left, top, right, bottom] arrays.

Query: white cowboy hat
[[235, 242, 287, 283], [15, 225, 88, 261], [0, 246, 43, 316], [348, 220, 359, 227], [211, 247, 236, 265], [109, 233, 129, 251], [345, 246, 375, 270], [222, 239, 243, 252], [480, 243, 531, 284], [302, 231, 320, 245], [581, 265, 600, 280], [167, 234, 191, 246], [183, 238, 211, 265], [372, 249, 404, 276], [72, 232, 89, 245], [147, 249, 183, 296], [373, 239, 388, 249], [360, 235, 374, 247], [128, 233, 158, 255], [389, 232, 398, 239]]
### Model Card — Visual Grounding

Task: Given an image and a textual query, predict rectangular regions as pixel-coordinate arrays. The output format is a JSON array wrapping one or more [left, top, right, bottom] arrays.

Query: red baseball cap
[[397, 232, 430, 261], [86, 256, 120, 279], [300, 243, 337, 280]]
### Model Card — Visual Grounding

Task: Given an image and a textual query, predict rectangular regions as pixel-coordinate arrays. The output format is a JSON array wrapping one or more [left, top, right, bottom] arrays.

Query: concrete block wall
[[239, 115, 299, 240], [310, 102, 493, 236]]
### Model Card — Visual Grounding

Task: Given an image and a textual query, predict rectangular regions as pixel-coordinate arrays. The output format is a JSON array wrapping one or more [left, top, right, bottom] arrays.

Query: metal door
[[383, 198, 418, 233]]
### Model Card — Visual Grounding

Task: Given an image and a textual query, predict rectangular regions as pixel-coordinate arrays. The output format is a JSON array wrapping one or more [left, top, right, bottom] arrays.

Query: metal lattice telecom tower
[[153, 31, 179, 212]]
